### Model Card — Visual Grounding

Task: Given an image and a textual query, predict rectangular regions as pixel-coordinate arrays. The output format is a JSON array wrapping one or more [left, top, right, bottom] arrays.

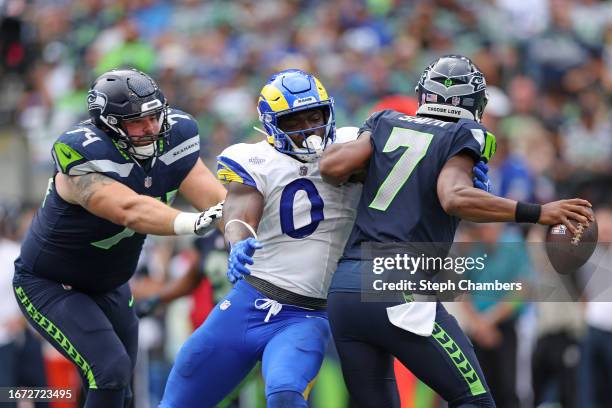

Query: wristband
[[173, 212, 200, 235], [515, 202, 541, 223], [225, 219, 258, 239]]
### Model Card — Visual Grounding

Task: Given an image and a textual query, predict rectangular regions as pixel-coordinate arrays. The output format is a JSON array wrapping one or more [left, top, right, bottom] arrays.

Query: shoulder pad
[[217, 142, 269, 191], [52, 124, 109, 174], [456, 120, 497, 162], [167, 108, 199, 142], [155, 108, 201, 167]]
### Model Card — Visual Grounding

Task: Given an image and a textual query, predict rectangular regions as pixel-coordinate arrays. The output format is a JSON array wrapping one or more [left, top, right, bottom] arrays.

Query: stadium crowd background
[[0, 0, 611, 407]]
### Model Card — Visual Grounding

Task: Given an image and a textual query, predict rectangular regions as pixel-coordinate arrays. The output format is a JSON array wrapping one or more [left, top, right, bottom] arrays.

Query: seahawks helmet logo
[[471, 75, 486, 92], [87, 90, 107, 112]]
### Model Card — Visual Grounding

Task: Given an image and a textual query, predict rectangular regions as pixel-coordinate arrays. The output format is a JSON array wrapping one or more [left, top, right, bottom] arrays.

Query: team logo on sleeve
[[249, 156, 265, 165], [87, 90, 107, 113], [220, 300, 231, 310]]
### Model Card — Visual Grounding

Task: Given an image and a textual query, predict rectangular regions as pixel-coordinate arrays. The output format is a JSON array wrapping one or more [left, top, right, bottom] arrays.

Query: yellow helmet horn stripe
[[313, 77, 329, 101], [260, 84, 290, 112], [260, 84, 290, 145]]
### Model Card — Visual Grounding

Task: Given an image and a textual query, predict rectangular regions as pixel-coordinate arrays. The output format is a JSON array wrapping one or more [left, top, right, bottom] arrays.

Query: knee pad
[[96, 352, 132, 389], [267, 391, 307, 408]]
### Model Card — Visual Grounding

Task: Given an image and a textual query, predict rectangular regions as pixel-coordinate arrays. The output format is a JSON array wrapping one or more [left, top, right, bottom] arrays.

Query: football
[[545, 210, 598, 275]]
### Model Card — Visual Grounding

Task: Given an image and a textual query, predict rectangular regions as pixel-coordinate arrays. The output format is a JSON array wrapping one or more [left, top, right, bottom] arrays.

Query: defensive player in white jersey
[[160, 69, 360, 408], [160, 69, 490, 407]]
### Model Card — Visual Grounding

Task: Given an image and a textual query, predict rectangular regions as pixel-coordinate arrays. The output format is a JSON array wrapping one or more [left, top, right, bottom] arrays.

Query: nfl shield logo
[[299, 166, 308, 176], [144, 176, 152, 188], [551, 225, 566, 235], [220, 300, 231, 310], [451, 96, 461, 106]]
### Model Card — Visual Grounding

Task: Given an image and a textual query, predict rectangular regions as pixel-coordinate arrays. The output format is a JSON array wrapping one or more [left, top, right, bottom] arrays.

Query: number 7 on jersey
[[368, 127, 433, 211]]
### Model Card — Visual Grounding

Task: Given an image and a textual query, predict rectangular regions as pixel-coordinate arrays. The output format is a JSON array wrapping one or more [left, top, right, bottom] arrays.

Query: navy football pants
[[13, 270, 138, 408], [328, 292, 496, 407]]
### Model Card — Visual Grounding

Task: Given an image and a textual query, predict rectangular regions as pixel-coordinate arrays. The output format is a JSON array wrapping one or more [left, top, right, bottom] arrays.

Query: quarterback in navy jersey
[[13, 69, 225, 408], [320, 55, 593, 407]]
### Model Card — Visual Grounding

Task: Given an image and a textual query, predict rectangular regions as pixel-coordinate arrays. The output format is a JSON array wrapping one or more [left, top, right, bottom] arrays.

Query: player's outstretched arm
[[437, 153, 593, 234], [179, 159, 227, 212], [56, 172, 211, 236], [319, 131, 373, 186]]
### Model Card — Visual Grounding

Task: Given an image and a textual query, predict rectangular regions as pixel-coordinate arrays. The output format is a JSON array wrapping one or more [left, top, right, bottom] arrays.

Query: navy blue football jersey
[[16, 109, 200, 293], [342, 110, 496, 261]]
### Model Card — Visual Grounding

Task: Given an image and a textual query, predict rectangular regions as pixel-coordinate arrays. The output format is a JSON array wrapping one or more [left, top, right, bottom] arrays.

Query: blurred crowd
[[1, 0, 611, 192], [1, 0, 612, 407]]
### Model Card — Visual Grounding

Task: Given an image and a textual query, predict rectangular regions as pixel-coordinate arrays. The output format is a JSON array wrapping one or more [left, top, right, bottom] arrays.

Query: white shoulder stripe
[[68, 160, 134, 177], [470, 129, 485, 152], [159, 135, 200, 165]]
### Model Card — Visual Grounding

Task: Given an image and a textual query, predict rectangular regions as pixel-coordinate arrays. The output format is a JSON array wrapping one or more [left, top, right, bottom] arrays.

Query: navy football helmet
[[257, 69, 335, 162], [87, 68, 170, 158], [415, 55, 488, 122]]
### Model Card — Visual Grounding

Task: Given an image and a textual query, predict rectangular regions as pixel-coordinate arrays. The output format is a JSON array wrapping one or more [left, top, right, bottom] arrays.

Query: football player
[[320, 55, 594, 407], [13, 68, 225, 408], [160, 69, 491, 408]]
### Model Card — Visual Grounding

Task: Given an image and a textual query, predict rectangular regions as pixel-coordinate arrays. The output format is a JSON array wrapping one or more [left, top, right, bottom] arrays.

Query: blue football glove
[[227, 238, 263, 284], [472, 160, 492, 193]]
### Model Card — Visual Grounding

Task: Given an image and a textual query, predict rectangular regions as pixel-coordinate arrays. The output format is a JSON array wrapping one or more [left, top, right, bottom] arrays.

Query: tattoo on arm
[[69, 173, 116, 207]]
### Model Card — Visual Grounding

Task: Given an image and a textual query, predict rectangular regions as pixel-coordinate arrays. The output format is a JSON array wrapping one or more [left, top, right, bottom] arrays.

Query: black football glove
[[134, 296, 161, 318]]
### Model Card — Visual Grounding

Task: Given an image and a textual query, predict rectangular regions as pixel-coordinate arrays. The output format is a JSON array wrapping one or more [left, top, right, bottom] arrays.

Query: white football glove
[[194, 201, 224, 235]]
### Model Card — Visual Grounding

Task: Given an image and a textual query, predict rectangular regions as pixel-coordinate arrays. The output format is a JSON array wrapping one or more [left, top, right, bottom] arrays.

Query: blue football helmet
[[257, 69, 335, 162], [87, 68, 170, 159]]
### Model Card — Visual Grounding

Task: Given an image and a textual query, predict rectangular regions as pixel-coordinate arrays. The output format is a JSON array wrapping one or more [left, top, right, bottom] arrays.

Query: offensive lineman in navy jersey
[[320, 55, 593, 407], [13, 69, 225, 408]]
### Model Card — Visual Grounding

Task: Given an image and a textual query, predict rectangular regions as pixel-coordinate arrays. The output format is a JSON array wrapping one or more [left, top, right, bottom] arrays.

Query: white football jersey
[[217, 127, 361, 299]]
